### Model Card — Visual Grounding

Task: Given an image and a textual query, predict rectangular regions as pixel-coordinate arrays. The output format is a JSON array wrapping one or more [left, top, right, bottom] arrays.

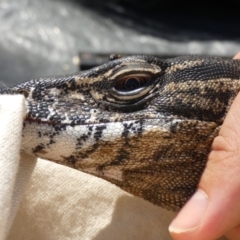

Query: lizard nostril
[[18, 89, 29, 98]]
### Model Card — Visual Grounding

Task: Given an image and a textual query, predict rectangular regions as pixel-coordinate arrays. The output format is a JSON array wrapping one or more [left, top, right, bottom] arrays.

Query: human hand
[[169, 52, 240, 240]]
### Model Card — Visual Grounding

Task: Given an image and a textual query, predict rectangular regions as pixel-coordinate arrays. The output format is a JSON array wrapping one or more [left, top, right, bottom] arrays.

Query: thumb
[[169, 90, 240, 240]]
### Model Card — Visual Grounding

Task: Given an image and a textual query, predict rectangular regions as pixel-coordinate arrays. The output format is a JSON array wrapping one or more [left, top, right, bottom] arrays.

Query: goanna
[[1, 55, 240, 211]]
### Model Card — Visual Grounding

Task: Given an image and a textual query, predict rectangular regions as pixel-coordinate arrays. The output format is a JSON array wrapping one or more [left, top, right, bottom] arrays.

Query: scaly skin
[[1, 55, 240, 210]]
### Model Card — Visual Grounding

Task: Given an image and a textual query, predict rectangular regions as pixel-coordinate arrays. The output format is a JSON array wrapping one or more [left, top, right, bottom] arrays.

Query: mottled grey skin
[[1, 55, 240, 211]]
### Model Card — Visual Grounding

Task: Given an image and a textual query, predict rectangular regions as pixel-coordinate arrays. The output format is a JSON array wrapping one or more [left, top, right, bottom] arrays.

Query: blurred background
[[0, 0, 239, 86]]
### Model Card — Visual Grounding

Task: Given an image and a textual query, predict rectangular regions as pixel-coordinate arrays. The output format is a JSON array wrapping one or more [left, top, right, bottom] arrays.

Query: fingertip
[[169, 190, 208, 234]]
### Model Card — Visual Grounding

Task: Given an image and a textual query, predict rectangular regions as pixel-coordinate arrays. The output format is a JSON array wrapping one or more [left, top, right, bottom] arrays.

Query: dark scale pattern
[[1, 55, 240, 211]]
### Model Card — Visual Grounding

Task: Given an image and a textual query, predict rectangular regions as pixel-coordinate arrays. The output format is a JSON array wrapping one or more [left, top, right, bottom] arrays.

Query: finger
[[169, 91, 240, 240]]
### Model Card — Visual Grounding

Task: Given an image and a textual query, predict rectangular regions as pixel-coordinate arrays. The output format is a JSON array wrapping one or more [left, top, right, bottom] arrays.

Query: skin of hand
[[168, 52, 240, 240]]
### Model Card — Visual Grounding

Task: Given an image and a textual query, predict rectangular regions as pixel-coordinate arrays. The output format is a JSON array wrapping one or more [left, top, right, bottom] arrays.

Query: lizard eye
[[114, 74, 152, 92]]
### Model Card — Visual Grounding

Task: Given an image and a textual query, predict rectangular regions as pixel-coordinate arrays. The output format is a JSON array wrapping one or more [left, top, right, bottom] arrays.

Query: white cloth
[[0, 95, 178, 240], [0, 95, 36, 240]]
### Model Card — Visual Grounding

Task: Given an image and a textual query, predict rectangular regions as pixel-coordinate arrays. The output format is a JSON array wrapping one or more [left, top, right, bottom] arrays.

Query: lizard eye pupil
[[114, 75, 150, 91], [125, 78, 140, 90]]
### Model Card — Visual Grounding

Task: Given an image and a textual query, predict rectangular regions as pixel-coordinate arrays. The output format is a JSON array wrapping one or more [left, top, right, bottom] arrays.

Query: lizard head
[[4, 55, 240, 210]]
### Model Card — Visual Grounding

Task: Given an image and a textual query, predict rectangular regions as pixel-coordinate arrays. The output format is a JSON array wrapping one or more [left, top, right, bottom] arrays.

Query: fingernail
[[169, 189, 208, 233]]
